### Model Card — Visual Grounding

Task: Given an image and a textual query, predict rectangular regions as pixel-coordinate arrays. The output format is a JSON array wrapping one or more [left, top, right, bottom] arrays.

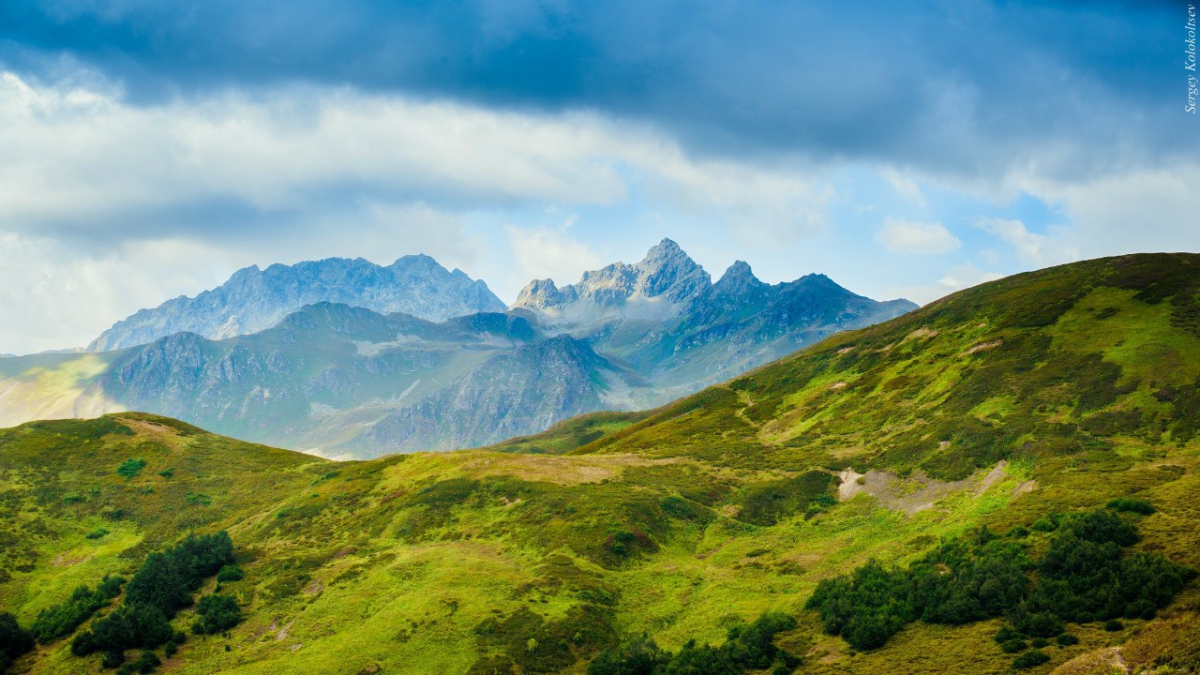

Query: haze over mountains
[[0, 240, 914, 457]]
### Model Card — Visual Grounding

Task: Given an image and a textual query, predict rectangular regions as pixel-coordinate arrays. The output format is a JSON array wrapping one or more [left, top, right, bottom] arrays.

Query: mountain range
[[0, 240, 914, 457], [87, 255, 506, 352], [1, 253, 1197, 675]]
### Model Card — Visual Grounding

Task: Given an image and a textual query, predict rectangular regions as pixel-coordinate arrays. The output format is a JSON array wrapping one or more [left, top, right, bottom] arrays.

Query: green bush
[[217, 565, 245, 582], [1104, 619, 1124, 632], [1012, 650, 1050, 669], [31, 576, 125, 643], [1056, 633, 1079, 646], [587, 612, 799, 675], [85, 528, 109, 540], [806, 509, 1195, 651], [0, 613, 34, 671], [191, 595, 242, 635], [117, 458, 148, 480], [1107, 498, 1155, 515]]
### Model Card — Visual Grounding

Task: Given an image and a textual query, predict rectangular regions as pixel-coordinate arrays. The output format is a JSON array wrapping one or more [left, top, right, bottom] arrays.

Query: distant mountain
[[514, 239, 918, 394], [87, 255, 506, 352], [4, 241, 915, 456]]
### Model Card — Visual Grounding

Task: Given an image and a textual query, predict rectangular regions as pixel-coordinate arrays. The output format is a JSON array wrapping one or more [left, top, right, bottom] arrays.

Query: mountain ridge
[[88, 255, 507, 352]]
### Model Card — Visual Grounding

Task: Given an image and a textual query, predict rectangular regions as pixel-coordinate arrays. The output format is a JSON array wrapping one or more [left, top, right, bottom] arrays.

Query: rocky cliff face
[[88, 255, 505, 352], [513, 239, 712, 325]]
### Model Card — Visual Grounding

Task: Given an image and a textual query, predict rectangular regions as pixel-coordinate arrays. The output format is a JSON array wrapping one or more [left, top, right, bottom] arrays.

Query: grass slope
[[0, 253, 1198, 675]]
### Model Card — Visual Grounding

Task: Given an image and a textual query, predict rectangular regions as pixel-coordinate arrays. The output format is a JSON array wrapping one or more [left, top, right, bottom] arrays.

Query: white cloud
[[890, 264, 1006, 305], [973, 217, 1078, 265], [882, 168, 927, 207], [875, 218, 961, 254], [504, 221, 605, 289]]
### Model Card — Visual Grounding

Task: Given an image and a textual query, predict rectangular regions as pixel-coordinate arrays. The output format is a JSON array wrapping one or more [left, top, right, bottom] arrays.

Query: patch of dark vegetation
[[1107, 498, 1156, 515], [0, 612, 34, 673], [71, 532, 238, 671], [806, 510, 1196, 651], [117, 458, 148, 480], [190, 595, 242, 635], [586, 612, 801, 675], [31, 576, 125, 643], [473, 604, 617, 673], [736, 471, 836, 526]]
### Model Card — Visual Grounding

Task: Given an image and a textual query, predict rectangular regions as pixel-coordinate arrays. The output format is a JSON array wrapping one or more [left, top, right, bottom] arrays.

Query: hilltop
[[0, 253, 1198, 674]]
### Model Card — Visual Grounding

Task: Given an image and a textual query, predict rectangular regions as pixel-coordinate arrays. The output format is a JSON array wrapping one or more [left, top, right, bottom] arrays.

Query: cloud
[[876, 218, 961, 255], [0, 1, 1185, 180], [891, 264, 1006, 305], [973, 217, 1077, 266], [882, 168, 927, 207], [505, 220, 604, 288]]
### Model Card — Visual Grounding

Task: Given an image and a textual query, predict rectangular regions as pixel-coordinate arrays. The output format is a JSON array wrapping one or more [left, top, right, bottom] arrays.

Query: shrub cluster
[[587, 612, 800, 675], [190, 595, 241, 635], [31, 576, 125, 643], [72, 531, 238, 670], [806, 510, 1196, 652], [0, 613, 34, 672]]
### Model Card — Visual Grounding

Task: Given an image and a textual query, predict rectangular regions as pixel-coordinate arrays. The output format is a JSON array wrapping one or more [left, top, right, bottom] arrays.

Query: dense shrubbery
[[191, 595, 241, 635], [0, 612, 34, 672], [1107, 498, 1156, 515], [31, 576, 125, 643], [587, 613, 800, 675], [806, 510, 1196, 651], [117, 458, 147, 480], [72, 531, 237, 670]]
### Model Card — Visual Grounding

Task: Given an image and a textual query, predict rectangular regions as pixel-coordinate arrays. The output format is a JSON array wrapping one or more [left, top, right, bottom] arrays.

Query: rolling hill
[[1, 253, 1198, 675]]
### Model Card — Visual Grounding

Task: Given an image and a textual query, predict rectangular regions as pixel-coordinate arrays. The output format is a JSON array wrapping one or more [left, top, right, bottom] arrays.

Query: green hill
[[2, 253, 1200, 675]]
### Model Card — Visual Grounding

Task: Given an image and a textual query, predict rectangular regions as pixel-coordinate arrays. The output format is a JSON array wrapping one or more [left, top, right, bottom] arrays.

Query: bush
[[1012, 650, 1051, 669], [1000, 638, 1028, 653], [588, 613, 799, 675], [806, 509, 1194, 651], [1104, 619, 1124, 632], [117, 458, 148, 480], [1106, 498, 1155, 515], [31, 576, 126, 643], [216, 565, 245, 583], [86, 528, 109, 540], [70, 532, 237, 667], [191, 595, 242, 635], [1055, 633, 1079, 647], [0, 613, 34, 669], [1030, 637, 1049, 648]]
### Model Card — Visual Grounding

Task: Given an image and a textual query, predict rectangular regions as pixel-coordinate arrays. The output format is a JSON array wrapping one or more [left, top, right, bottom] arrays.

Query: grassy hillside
[[1, 253, 1199, 675]]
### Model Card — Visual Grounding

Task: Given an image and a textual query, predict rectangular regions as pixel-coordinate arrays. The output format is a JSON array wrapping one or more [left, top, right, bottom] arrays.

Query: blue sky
[[0, 0, 1196, 353]]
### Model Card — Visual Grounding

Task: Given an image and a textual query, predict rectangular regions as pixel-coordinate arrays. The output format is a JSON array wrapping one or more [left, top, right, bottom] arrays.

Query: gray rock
[[88, 255, 505, 352]]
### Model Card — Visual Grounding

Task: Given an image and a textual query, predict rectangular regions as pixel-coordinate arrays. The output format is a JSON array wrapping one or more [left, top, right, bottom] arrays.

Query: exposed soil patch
[[837, 461, 1018, 514]]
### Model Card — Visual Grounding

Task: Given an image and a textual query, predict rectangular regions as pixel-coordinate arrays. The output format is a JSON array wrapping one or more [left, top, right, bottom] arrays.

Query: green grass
[[1, 253, 1199, 674]]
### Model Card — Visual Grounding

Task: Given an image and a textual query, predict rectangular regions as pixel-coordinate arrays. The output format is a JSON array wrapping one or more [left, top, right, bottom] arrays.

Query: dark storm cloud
[[0, 0, 1184, 177]]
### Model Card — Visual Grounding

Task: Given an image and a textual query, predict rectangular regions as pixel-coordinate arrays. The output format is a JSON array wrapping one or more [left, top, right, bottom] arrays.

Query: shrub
[[1000, 638, 1028, 653], [1055, 633, 1079, 647], [0, 613, 34, 669], [85, 528, 109, 540], [1106, 498, 1155, 515], [117, 458, 147, 480], [1012, 650, 1051, 669], [587, 613, 799, 675], [806, 509, 1194, 651], [191, 595, 242, 635], [1104, 619, 1124, 632], [1030, 637, 1049, 648], [31, 576, 126, 643], [217, 565, 245, 582]]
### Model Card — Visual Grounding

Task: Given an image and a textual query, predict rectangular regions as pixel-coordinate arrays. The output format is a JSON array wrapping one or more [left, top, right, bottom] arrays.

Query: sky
[[0, 0, 1197, 354]]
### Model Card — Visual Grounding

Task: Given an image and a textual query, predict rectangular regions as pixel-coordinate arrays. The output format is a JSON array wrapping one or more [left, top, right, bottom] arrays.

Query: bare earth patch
[[837, 461, 1017, 514], [963, 339, 1003, 356]]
